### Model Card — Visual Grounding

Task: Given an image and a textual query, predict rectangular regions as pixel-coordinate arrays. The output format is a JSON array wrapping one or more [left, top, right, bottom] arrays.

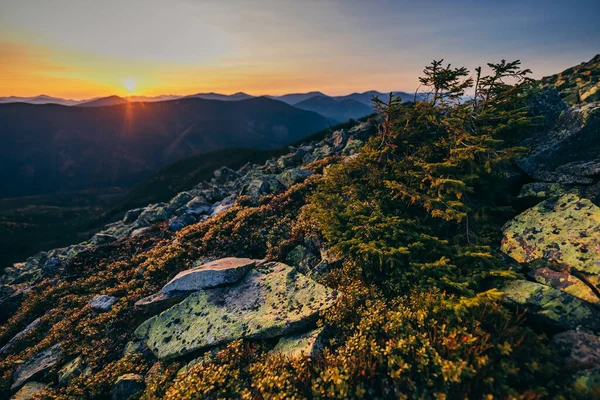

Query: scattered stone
[[112, 373, 145, 400], [135, 262, 340, 360], [342, 139, 364, 156], [88, 295, 118, 312], [211, 199, 235, 216], [241, 177, 284, 198], [11, 343, 64, 391], [0, 317, 42, 356], [501, 280, 600, 331], [11, 381, 46, 400], [213, 167, 239, 183], [130, 227, 152, 237], [123, 208, 145, 224], [161, 258, 256, 294], [168, 219, 185, 232], [58, 356, 85, 386], [551, 329, 600, 371], [41, 257, 62, 276], [272, 327, 327, 358], [185, 197, 213, 215], [136, 205, 170, 226], [91, 233, 118, 246], [134, 291, 190, 316], [167, 192, 194, 210], [276, 168, 313, 189], [556, 159, 600, 177]]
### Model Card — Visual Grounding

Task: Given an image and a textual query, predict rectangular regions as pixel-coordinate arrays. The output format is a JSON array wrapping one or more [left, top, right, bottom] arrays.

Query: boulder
[[271, 327, 327, 358], [167, 191, 194, 210], [41, 257, 62, 276], [168, 219, 185, 232], [556, 159, 600, 177], [501, 280, 600, 331], [502, 194, 600, 284], [342, 139, 364, 156], [91, 233, 118, 246], [551, 329, 600, 371], [134, 291, 189, 316], [161, 258, 255, 294], [135, 262, 340, 360], [89, 295, 118, 312], [58, 356, 85, 386], [136, 205, 170, 227], [112, 373, 145, 400], [517, 182, 575, 201], [123, 341, 152, 359], [11, 382, 46, 400], [211, 198, 235, 216], [285, 245, 318, 273], [276, 169, 313, 189], [241, 177, 284, 198], [0, 317, 42, 355], [213, 167, 239, 183], [11, 343, 64, 391]]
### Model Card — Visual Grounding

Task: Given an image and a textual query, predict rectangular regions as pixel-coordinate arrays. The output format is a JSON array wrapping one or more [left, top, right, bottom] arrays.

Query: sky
[[1, 0, 599, 99]]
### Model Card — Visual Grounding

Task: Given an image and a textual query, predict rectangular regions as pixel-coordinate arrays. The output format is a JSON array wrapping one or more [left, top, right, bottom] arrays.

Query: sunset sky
[[1, 0, 599, 99]]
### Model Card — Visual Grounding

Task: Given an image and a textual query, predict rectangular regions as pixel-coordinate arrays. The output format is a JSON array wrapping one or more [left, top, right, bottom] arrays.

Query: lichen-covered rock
[[88, 295, 118, 312], [90, 233, 118, 246], [11, 381, 46, 400], [551, 329, 600, 371], [11, 343, 64, 391], [185, 197, 213, 215], [556, 159, 600, 177], [112, 373, 145, 400], [58, 356, 85, 386], [272, 327, 326, 358], [529, 267, 600, 305], [285, 245, 318, 273], [241, 176, 284, 198], [135, 291, 189, 316], [161, 258, 255, 294], [135, 262, 340, 360], [276, 169, 313, 189], [123, 341, 152, 359], [213, 167, 239, 183], [342, 139, 364, 156], [501, 280, 600, 330], [211, 197, 235, 216], [123, 208, 145, 224], [502, 194, 600, 280]]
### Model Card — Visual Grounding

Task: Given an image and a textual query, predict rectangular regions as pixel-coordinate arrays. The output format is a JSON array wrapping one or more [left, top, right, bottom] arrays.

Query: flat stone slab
[[11, 343, 63, 391], [135, 262, 340, 360], [161, 257, 255, 294], [502, 280, 600, 331]]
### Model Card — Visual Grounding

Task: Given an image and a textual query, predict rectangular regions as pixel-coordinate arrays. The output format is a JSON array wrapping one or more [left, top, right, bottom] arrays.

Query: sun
[[124, 78, 136, 94]]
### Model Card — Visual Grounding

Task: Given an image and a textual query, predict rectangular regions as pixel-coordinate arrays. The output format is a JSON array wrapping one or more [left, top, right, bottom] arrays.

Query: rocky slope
[[541, 54, 600, 105], [0, 115, 375, 399]]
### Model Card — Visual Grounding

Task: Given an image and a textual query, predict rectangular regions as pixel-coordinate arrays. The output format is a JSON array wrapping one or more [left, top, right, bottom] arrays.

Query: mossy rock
[[135, 262, 340, 360], [271, 327, 326, 358]]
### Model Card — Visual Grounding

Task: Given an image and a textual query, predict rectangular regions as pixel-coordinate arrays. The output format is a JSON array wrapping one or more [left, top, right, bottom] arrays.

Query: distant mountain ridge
[[294, 95, 373, 122], [0, 97, 332, 198]]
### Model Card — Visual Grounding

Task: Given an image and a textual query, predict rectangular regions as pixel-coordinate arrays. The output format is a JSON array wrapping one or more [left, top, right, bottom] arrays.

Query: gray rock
[[88, 295, 118, 312], [136, 204, 170, 227], [241, 176, 284, 198], [161, 258, 255, 294], [551, 329, 600, 371], [112, 373, 145, 400], [91, 233, 118, 246], [211, 198, 235, 216], [276, 169, 313, 189], [342, 139, 364, 156], [332, 130, 348, 151], [168, 192, 194, 210], [11, 381, 47, 400], [0, 317, 42, 355], [272, 327, 327, 358], [556, 159, 600, 177], [130, 227, 152, 237], [135, 262, 340, 360], [185, 197, 213, 215], [213, 167, 239, 183], [123, 341, 152, 358], [285, 245, 318, 273], [134, 291, 190, 316], [41, 257, 62, 276], [168, 219, 185, 232], [277, 154, 296, 169], [11, 343, 64, 391], [123, 208, 145, 224]]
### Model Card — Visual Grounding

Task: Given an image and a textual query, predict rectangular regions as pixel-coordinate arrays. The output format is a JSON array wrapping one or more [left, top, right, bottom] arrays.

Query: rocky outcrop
[[58, 356, 86, 386], [501, 280, 600, 331], [135, 261, 340, 360], [11, 344, 64, 391], [0, 318, 42, 356], [161, 258, 255, 293]]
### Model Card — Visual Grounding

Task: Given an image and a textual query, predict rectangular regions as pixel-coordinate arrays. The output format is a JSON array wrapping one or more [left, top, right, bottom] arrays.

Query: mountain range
[[0, 97, 332, 199]]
